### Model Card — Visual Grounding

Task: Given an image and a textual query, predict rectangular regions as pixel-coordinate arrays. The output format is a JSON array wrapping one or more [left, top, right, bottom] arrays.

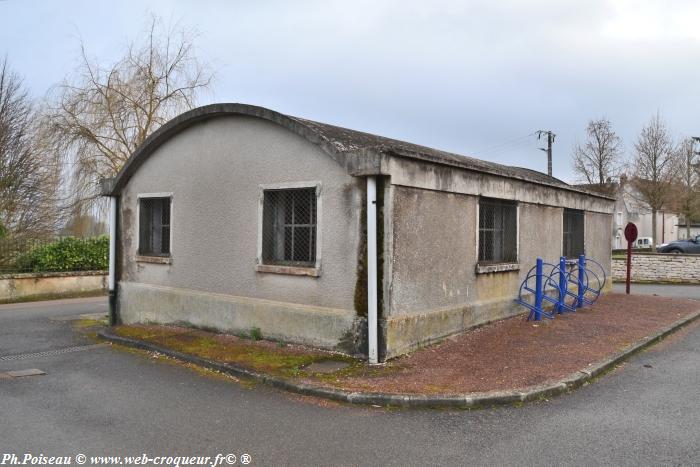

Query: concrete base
[[384, 296, 524, 359], [384, 280, 614, 359], [0, 271, 107, 303], [118, 282, 359, 352], [118, 280, 613, 361]]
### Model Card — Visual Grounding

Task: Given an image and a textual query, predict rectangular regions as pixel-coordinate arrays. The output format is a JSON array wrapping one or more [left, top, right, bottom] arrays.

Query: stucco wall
[[585, 211, 613, 281], [389, 187, 476, 316], [117, 115, 363, 350], [384, 187, 613, 358]]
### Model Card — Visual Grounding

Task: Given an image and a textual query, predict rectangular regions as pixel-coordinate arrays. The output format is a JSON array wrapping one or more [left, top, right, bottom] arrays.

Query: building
[[102, 103, 614, 361], [577, 178, 679, 249]]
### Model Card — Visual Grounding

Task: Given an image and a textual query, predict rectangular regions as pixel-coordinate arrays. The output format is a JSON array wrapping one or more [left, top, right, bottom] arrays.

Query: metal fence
[[0, 237, 50, 273], [0, 236, 107, 274]]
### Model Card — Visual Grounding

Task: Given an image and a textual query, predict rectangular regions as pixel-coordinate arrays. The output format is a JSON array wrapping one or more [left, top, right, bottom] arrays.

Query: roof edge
[[105, 103, 616, 203], [107, 103, 348, 195]]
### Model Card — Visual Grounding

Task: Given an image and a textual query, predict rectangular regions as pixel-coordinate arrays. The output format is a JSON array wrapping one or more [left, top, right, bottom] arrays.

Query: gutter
[[366, 176, 378, 364], [101, 178, 118, 326], [108, 196, 118, 325]]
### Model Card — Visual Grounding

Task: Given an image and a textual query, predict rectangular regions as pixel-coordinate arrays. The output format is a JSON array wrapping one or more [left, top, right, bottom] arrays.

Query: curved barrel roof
[[105, 103, 612, 200]]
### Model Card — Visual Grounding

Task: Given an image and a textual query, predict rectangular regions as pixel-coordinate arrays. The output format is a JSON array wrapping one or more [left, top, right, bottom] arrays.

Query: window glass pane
[[479, 198, 517, 264], [563, 209, 584, 258], [262, 187, 317, 266], [138, 197, 170, 256]]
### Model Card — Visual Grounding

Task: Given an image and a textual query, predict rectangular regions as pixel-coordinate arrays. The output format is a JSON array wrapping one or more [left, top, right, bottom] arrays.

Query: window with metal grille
[[262, 188, 317, 266], [478, 198, 517, 264], [563, 208, 584, 258], [139, 197, 171, 256]]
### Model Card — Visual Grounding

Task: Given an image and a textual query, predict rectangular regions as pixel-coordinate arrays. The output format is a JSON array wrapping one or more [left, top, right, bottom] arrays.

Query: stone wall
[[612, 254, 700, 283]]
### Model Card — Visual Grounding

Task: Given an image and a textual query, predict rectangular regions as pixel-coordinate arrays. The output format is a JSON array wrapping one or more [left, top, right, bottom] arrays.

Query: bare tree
[[0, 58, 61, 238], [572, 118, 624, 191], [41, 16, 213, 208], [632, 113, 675, 245], [670, 137, 700, 238]]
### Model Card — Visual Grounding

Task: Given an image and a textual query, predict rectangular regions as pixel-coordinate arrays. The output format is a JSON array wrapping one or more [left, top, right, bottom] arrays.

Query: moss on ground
[[113, 325, 359, 379], [73, 317, 108, 329]]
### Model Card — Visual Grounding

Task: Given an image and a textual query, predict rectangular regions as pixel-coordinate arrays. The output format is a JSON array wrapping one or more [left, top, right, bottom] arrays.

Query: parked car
[[656, 235, 700, 254]]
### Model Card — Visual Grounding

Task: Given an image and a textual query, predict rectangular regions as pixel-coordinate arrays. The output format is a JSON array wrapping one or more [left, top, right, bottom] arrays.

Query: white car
[[633, 237, 653, 249]]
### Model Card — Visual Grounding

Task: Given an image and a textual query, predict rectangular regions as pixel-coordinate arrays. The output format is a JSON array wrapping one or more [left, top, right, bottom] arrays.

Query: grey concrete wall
[[118, 115, 363, 350], [386, 156, 612, 214], [518, 203, 564, 274], [384, 187, 613, 358], [585, 211, 613, 284], [389, 186, 476, 316], [0, 271, 107, 303], [612, 254, 700, 283]]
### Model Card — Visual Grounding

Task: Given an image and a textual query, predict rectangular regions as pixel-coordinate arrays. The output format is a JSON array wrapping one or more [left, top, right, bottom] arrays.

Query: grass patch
[[73, 317, 108, 329], [113, 325, 358, 378]]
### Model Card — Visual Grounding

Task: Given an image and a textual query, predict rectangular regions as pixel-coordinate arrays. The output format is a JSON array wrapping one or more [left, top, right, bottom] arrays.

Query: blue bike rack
[[515, 254, 607, 321]]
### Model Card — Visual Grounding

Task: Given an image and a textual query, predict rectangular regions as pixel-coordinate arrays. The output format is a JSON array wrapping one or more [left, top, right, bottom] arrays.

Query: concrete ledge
[[0, 270, 107, 280], [475, 262, 520, 274], [97, 308, 700, 409], [384, 298, 525, 359], [118, 282, 358, 352], [0, 271, 107, 304], [255, 264, 320, 277]]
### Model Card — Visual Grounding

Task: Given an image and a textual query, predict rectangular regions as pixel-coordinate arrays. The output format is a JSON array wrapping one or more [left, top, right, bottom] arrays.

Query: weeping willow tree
[[41, 16, 214, 215]]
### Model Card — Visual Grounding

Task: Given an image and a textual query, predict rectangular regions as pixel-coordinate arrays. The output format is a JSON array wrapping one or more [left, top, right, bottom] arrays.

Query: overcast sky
[[2, 0, 699, 181]]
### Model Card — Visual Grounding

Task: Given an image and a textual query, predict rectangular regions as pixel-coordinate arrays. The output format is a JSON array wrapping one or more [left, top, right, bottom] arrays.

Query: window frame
[[476, 197, 519, 273], [136, 192, 173, 264], [256, 181, 322, 277], [562, 208, 585, 259]]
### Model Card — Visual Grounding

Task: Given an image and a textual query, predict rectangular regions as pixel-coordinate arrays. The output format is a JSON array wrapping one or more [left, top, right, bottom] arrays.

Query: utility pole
[[536, 130, 555, 177], [686, 137, 700, 239]]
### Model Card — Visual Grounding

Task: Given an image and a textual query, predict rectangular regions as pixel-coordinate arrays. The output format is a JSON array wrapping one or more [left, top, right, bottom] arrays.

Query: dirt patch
[[112, 293, 699, 395]]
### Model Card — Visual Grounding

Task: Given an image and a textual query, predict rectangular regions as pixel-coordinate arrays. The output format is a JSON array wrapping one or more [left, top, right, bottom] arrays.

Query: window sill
[[136, 255, 172, 264], [256, 264, 320, 277], [475, 262, 520, 274]]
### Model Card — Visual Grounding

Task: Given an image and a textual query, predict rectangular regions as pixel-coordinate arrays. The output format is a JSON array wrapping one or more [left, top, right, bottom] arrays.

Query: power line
[[472, 133, 536, 155]]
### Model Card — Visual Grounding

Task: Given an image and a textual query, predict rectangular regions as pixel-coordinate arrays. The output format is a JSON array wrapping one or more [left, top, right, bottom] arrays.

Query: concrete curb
[[98, 309, 700, 409]]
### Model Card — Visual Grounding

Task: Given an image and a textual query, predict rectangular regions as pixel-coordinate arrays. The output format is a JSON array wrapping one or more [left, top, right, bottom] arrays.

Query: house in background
[[102, 103, 614, 362], [676, 222, 700, 240], [577, 177, 679, 249]]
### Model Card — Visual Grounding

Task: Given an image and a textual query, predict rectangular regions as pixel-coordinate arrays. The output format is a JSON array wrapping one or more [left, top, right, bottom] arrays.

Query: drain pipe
[[367, 176, 378, 364], [108, 195, 117, 326]]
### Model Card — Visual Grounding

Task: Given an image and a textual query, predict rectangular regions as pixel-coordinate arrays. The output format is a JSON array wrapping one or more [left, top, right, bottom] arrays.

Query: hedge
[[16, 236, 109, 272]]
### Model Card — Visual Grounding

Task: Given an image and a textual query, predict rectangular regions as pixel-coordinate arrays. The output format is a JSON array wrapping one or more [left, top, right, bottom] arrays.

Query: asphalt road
[[1, 290, 699, 466], [612, 282, 700, 300]]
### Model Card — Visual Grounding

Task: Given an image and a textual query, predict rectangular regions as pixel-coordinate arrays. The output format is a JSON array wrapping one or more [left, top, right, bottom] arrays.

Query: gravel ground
[[114, 293, 700, 395], [328, 293, 700, 393]]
